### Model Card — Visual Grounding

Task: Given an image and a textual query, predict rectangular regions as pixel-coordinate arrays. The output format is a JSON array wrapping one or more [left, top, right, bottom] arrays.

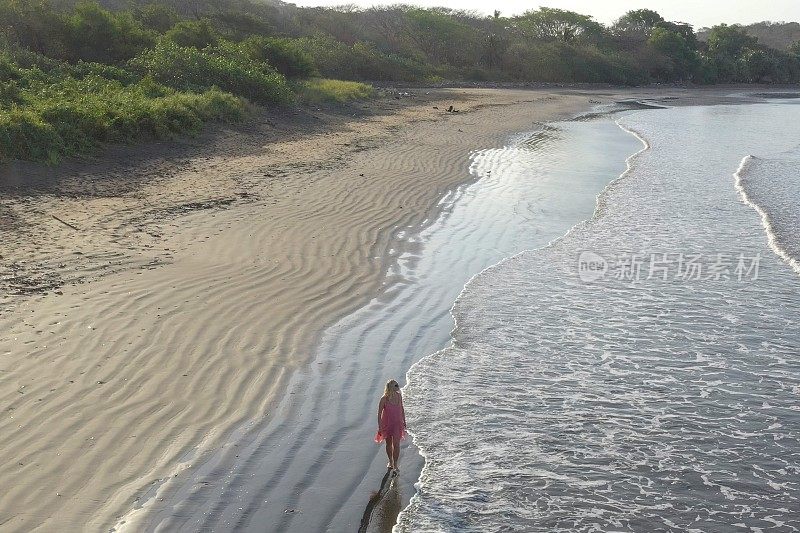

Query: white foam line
[[733, 155, 800, 276], [395, 114, 651, 532]]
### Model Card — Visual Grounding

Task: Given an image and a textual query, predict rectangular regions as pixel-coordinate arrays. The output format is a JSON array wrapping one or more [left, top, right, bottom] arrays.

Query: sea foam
[[399, 102, 800, 532]]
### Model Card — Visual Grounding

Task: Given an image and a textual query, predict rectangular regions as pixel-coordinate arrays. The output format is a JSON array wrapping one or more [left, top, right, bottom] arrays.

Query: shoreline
[[0, 87, 788, 531], [119, 97, 637, 533], [395, 98, 800, 532]]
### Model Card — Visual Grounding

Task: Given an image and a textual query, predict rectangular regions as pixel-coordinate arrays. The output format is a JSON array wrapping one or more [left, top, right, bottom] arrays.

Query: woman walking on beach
[[377, 379, 407, 472]]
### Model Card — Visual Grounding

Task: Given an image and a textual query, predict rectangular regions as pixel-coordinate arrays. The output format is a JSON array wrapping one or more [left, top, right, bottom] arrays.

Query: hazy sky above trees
[[289, 0, 800, 28]]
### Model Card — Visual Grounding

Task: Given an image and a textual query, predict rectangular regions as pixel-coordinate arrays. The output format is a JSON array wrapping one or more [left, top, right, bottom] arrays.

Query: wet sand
[[0, 87, 780, 531]]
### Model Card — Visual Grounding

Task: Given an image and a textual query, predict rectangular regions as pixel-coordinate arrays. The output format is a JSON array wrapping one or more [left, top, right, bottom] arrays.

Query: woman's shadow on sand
[[358, 469, 402, 533]]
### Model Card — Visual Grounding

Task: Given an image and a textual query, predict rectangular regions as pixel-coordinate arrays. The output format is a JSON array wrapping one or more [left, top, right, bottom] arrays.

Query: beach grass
[[0, 57, 245, 163], [0, 46, 373, 164], [0, 42, 376, 163], [295, 78, 375, 104]]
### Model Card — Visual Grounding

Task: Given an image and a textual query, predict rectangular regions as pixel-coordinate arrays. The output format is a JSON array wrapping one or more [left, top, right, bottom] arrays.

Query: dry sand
[[0, 86, 776, 531]]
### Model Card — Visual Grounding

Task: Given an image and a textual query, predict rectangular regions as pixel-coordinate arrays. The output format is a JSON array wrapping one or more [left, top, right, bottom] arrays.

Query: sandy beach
[[0, 86, 779, 531]]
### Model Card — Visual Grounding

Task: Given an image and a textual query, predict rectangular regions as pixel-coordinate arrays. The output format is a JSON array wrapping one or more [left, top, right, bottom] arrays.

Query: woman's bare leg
[[385, 436, 394, 468], [392, 438, 400, 469]]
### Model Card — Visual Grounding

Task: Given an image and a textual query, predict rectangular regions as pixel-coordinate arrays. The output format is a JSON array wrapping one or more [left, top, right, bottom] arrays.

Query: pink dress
[[376, 397, 406, 442]]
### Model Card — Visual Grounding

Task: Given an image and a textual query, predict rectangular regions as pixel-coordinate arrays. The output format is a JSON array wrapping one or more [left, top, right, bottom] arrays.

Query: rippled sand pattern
[[400, 103, 800, 532], [133, 118, 641, 532]]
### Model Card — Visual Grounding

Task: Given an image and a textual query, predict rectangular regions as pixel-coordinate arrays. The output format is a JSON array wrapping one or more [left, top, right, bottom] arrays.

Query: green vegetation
[[129, 41, 295, 104], [698, 21, 800, 52], [0, 0, 798, 163], [0, 0, 371, 163], [239, 37, 317, 79], [296, 78, 374, 104], [163, 18, 219, 49], [294, 35, 429, 81], [0, 52, 243, 162]]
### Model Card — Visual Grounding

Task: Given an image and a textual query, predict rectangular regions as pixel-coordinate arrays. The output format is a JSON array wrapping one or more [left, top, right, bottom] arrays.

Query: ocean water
[[399, 102, 800, 532]]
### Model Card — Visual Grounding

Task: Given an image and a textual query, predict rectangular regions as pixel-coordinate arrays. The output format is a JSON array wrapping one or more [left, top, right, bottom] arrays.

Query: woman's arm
[[400, 393, 407, 428], [377, 397, 385, 429]]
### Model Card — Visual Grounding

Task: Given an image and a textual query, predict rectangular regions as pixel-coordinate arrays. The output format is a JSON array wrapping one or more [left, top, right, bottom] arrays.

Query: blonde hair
[[384, 379, 400, 397]]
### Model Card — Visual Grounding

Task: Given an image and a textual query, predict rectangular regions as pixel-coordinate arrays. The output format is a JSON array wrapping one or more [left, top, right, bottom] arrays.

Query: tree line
[[1, 1, 799, 162], [698, 21, 800, 53], [7, 1, 798, 84]]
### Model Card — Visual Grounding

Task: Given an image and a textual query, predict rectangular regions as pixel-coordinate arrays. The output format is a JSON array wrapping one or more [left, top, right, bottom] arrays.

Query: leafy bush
[[295, 78, 374, 103], [504, 41, 645, 84], [0, 108, 63, 163], [647, 27, 700, 81], [404, 8, 482, 68], [67, 60, 137, 83], [4, 0, 800, 88], [297, 35, 431, 81], [3, 49, 136, 85], [211, 11, 275, 41], [129, 40, 294, 105], [239, 36, 317, 78], [0, 56, 244, 163], [0, 0, 71, 58], [163, 19, 219, 49], [1, 47, 61, 73], [0, 80, 22, 107], [700, 23, 800, 83], [0, 53, 22, 81], [64, 2, 156, 63], [133, 4, 180, 33]]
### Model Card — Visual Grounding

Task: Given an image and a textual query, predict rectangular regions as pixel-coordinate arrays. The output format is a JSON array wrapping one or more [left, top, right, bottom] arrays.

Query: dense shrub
[[0, 66, 244, 163], [239, 36, 317, 78], [646, 27, 700, 81], [0, 80, 22, 107], [3, 48, 136, 84], [1, 47, 61, 73], [129, 41, 294, 105], [210, 11, 275, 41], [133, 4, 180, 33], [66, 60, 137, 83], [403, 8, 482, 68], [504, 41, 646, 84], [297, 35, 431, 81], [0, 0, 71, 58], [64, 2, 156, 63], [163, 19, 219, 49], [0, 108, 63, 162], [0, 53, 22, 80]]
